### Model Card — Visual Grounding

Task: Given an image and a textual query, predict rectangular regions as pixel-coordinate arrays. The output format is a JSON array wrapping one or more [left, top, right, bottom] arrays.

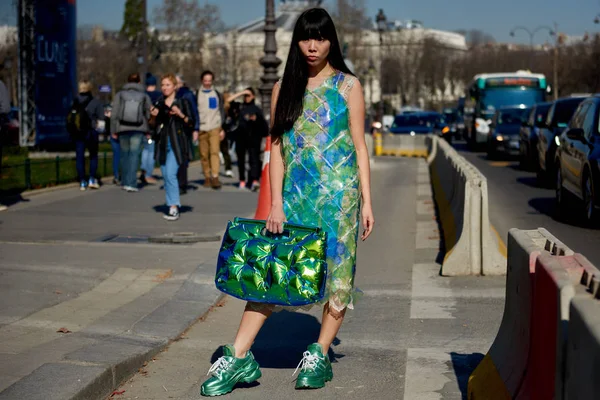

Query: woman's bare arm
[[266, 82, 287, 234], [347, 79, 374, 241]]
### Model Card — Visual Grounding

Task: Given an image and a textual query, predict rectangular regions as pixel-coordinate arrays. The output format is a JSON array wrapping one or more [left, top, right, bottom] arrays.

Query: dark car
[[389, 112, 447, 136], [519, 102, 551, 170], [487, 106, 530, 159], [555, 96, 600, 225], [536, 96, 588, 183]]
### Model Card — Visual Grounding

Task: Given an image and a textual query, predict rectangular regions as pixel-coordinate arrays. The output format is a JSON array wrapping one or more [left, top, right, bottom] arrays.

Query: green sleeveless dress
[[280, 71, 361, 312]]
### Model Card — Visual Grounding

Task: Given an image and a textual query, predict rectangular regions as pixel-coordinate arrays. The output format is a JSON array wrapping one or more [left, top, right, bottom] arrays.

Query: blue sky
[[2, 0, 600, 44]]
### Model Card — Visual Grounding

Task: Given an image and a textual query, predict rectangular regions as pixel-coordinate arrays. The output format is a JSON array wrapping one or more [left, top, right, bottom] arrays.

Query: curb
[[3, 160, 204, 201], [0, 260, 225, 400]]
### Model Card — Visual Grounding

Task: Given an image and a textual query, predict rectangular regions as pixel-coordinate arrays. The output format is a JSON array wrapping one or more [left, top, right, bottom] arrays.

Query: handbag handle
[[234, 217, 322, 234]]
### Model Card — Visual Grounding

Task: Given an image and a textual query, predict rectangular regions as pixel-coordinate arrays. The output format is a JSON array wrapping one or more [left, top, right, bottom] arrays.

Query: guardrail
[[427, 135, 505, 276], [468, 227, 600, 400]]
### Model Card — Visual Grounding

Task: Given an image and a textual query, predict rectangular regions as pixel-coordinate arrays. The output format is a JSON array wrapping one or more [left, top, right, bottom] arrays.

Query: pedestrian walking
[[140, 74, 162, 185], [175, 75, 200, 194], [197, 70, 226, 189], [0, 79, 9, 211], [226, 88, 268, 190], [111, 73, 152, 192], [152, 73, 196, 221], [104, 105, 121, 185], [200, 8, 375, 397], [220, 92, 235, 179], [66, 80, 105, 191]]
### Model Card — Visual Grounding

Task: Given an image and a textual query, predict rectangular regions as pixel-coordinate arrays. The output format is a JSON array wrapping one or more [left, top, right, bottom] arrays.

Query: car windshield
[[443, 110, 458, 123], [498, 108, 528, 125], [535, 104, 551, 127], [392, 114, 443, 128], [553, 99, 586, 125], [480, 89, 545, 113]]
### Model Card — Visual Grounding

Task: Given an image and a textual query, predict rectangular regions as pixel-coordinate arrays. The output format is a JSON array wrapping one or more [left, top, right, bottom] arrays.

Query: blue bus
[[464, 71, 548, 147]]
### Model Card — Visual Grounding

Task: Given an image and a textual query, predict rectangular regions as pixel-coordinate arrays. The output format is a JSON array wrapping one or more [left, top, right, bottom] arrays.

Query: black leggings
[[236, 136, 262, 184], [220, 137, 232, 171]]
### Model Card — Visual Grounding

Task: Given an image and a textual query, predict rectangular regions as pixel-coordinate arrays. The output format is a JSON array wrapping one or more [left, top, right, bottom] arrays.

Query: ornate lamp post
[[376, 9, 387, 122], [509, 24, 558, 100], [259, 0, 282, 120]]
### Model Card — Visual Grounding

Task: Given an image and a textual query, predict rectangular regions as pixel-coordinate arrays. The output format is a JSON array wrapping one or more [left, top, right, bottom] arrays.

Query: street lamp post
[[376, 9, 387, 122], [509, 24, 558, 100], [259, 0, 282, 120]]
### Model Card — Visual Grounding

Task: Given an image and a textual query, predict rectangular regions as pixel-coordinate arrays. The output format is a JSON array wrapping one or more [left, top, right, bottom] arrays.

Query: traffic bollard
[[24, 158, 32, 189], [374, 131, 383, 156], [55, 156, 60, 184]]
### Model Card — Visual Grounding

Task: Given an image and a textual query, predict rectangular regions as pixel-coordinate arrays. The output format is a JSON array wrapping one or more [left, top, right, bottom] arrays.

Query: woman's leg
[[235, 139, 247, 184], [75, 139, 86, 182], [317, 303, 347, 355], [163, 140, 181, 207], [87, 131, 99, 180], [232, 303, 273, 358]]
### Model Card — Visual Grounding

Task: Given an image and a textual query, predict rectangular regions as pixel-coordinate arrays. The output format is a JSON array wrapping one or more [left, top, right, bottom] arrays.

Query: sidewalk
[[117, 157, 507, 400], [0, 164, 257, 399]]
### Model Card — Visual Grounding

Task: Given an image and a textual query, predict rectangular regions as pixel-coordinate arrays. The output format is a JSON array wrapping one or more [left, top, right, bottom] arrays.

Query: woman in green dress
[[201, 8, 374, 396]]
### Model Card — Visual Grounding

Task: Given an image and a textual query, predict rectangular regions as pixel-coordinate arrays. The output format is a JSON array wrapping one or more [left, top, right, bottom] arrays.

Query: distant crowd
[[67, 71, 269, 221]]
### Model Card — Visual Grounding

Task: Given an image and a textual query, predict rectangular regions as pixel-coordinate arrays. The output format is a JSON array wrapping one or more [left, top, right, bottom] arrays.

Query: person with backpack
[[67, 80, 105, 191], [226, 87, 268, 191], [111, 73, 152, 192], [175, 74, 200, 195], [140, 73, 162, 185]]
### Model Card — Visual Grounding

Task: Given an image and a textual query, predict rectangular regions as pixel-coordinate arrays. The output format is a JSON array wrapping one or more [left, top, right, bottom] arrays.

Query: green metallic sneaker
[[293, 343, 333, 389], [200, 345, 262, 397]]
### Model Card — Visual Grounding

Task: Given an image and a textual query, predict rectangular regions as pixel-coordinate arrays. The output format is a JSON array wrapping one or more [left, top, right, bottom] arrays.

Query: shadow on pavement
[[450, 352, 485, 399], [152, 205, 194, 214], [528, 197, 599, 230], [0, 192, 30, 207], [209, 310, 341, 369], [516, 176, 546, 189]]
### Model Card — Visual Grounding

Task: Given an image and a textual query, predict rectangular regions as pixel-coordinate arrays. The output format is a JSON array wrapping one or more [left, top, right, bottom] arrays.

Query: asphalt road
[[117, 157, 505, 400], [454, 141, 600, 266]]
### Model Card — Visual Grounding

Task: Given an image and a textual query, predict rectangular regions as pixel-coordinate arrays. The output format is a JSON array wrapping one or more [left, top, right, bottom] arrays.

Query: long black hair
[[271, 8, 354, 139]]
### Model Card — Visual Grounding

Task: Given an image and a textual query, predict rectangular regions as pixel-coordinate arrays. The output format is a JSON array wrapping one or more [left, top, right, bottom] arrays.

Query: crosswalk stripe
[[403, 348, 457, 399], [410, 263, 456, 319]]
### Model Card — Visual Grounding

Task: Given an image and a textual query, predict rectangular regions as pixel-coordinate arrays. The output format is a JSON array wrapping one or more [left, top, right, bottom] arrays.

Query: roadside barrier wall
[[427, 135, 505, 276], [564, 261, 600, 399], [467, 227, 600, 400], [380, 134, 428, 157]]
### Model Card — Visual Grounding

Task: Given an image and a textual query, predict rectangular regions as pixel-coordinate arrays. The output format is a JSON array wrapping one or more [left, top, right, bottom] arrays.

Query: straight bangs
[[293, 11, 335, 43]]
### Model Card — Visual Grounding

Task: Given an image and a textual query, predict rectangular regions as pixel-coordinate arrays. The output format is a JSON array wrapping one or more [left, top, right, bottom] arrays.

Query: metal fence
[[0, 152, 116, 192]]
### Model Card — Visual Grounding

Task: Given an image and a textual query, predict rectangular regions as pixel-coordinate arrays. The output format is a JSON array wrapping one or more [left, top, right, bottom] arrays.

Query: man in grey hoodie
[[111, 73, 152, 192]]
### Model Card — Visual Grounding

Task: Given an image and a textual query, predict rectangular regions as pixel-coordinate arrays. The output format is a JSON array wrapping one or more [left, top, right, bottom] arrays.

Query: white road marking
[[410, 264, 456, 319], [403, 348, 456, 400], [415, 221, 439, 249]]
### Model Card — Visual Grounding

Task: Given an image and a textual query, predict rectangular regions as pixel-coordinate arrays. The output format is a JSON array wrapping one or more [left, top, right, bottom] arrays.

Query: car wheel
[[583, 173, 598, 226], [519, 143, 528, 170], [555, 167, 568, 219]]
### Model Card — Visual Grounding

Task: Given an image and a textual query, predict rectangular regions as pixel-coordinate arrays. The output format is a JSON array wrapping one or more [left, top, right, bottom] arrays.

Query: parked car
[[555, 96, 600, 225], [536, 96, 588, 183], [389, 112, 447, 136], [519, 102, 552, 170], [442, 107, 463, 140], [487, 106, 530, 159]]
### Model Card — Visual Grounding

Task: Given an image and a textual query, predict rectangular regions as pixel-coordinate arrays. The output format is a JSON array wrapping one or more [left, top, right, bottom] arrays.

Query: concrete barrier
[[427, 135, 505, 276], [516, 253, 597, 400], [380, 134, 428, 157], [564, 259, 600, 399], [468, 228, 573, 399]]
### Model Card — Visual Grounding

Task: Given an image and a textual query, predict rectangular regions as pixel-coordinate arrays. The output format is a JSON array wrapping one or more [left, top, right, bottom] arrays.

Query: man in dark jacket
[[73, 80, 105, 191], [175, 75, 200, 194], [228, 87, 268, 191], [111, 73, 152, 192]]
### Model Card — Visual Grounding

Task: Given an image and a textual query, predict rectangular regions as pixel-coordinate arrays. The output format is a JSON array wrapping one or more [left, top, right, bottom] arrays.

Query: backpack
[[118, 89, 146, 126], [66, 97, 92, 138]]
